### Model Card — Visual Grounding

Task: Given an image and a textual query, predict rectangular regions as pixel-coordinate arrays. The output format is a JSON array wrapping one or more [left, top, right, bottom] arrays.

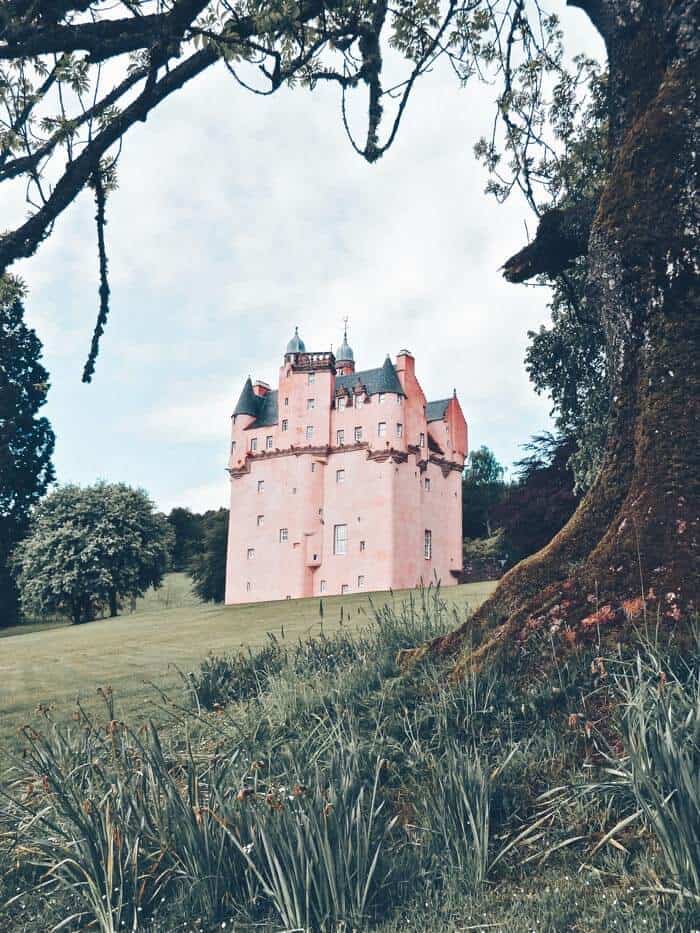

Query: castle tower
[[225, 328, 468, 604]]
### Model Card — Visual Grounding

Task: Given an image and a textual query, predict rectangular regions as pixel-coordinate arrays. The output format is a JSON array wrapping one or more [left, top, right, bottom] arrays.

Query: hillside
[[0, 575, 496, 755]]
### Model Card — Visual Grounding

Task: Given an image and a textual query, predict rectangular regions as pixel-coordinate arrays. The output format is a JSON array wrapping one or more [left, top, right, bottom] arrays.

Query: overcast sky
[[11, 6, 603, 514]]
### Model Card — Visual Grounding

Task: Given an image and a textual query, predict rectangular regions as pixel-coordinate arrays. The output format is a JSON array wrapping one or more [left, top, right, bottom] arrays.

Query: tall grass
[[2, 586, 698, 933]]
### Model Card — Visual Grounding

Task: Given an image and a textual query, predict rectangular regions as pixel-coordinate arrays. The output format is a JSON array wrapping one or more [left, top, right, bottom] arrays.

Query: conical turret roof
[[233, 376, 258, 417]]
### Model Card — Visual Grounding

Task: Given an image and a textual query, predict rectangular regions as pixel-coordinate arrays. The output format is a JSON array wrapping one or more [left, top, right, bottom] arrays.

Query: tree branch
[[502, 199, 596, 283], [0, 46, 219, 274], [0, 0, 210, 63]]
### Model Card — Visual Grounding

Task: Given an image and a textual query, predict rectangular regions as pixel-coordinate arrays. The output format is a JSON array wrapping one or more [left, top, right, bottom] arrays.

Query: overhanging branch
[[502, 199, 597, 283]]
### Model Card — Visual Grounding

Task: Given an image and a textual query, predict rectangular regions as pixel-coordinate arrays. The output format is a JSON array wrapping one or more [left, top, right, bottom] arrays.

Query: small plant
[[416, 739, 493, 888], [233, 749, 398, 931]]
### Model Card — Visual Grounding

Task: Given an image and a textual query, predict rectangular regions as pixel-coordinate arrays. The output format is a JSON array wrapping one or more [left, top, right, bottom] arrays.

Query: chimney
[[395, 349, 415, 389], [253, 380, 270, 397]]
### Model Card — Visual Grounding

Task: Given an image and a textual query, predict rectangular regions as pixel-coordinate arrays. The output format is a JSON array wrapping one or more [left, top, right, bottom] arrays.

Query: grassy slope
[[0, 575, 495, 755]]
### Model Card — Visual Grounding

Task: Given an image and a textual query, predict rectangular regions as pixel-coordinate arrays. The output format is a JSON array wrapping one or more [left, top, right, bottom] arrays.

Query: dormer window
[[337, 397, 347, 411], [266, 436, 273, 450], [250, 437, 258, 451]]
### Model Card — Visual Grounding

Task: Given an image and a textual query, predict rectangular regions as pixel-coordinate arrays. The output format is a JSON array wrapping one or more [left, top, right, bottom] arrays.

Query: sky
[[10, 5, 604, 515]]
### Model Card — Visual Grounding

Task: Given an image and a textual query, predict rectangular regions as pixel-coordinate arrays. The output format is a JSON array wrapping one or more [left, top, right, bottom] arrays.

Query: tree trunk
[[109, 589, 118, 617], [401, 1, 699, 673]]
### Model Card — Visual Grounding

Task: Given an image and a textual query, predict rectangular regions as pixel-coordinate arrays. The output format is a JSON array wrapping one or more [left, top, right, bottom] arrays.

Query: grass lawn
[[0, 575, 496, 758]]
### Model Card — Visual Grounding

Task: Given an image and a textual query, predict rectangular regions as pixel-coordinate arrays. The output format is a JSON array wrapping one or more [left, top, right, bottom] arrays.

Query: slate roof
[[426, 398, 451, 423], [336, 356, 405, 397], [254, 390, 279, 427], [233, 377, 258, 417], [233, 379, 279, 426]]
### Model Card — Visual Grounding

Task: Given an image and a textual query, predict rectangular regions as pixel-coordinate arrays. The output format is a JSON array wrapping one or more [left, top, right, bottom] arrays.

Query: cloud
[[10, 10, 604, 513]]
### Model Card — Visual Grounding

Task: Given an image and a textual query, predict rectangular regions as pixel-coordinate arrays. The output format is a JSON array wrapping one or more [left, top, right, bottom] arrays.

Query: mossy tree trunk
[[405, 1, 699, 671]]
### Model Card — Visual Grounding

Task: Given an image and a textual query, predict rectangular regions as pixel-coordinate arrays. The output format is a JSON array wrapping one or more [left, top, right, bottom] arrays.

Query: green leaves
[[12, 482, 172, 624]]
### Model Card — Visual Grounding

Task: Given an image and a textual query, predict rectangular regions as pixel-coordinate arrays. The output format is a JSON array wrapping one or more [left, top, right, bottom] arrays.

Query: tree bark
[[401, 0, 699, 673], [108, 589, 118, 618]]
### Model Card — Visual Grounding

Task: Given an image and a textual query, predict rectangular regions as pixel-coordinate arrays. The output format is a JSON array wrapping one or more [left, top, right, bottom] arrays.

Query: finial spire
[[343, 316, 349, 342]]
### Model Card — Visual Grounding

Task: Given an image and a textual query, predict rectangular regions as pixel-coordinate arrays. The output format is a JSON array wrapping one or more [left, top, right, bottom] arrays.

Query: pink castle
[[225, 327, 468, 604]]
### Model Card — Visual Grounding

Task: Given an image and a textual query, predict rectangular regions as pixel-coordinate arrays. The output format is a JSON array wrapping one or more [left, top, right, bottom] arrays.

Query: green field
[[0, 575, 496, 756]]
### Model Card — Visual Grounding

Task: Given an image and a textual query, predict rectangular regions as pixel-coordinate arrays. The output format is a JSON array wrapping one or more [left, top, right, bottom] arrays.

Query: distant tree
[[0, 278, 55, 626], [12, 483, 171, 624], [167, 507, 204, 571], [189, 509, 228, 603], [462, 446, 506, 538], [494, 434, 580, 568]]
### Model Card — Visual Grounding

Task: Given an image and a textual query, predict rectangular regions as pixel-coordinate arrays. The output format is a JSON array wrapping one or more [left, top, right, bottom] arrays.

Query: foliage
[[526, 259, 610, 494], [493, 433, 580, 567], [462, 446, 506, 538], [0, 278, 55, 626], [166, 506, 204, 571], [2, 584, 699, 932], [188, 507, 228, 602], [11, 482, 172, 624]]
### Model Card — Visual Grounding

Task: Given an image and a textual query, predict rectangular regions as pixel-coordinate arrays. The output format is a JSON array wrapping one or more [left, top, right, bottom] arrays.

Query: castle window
[[308, 372, 315, 384], [337, 397, 347, 411], [284, 397, 289, 407], [282, 419, 288, 432], [424, 529, 432, 560], [279, 528, 288, 542], [266, 436, 273, 450], [257, 515, 264, 526], [419, 432, 425, 448], [360, 540, 366, 552], [305, 425, 314, 442], [247, 548, 255, 560], [336, 469, 345, 484], [341, 584, 349, 594], [354, 426, 363, 443], [246, 581, 251, 592], [334, 524, 348, 555], [231, 440, 236, 452], [320, 580, 327, 593], [307, 398, 315, 409], [357, 575, 365, 589], [250, 437, 258, 451], [355, 394, 362, 407], [378, 422, 387, 438], [257, 480, 264, 493], [311, 462, 316, 472], [337, 429, 345, 446], [396, 423, 403, 438], [425, 477, 431, 491], [378, 393, 384, 404]]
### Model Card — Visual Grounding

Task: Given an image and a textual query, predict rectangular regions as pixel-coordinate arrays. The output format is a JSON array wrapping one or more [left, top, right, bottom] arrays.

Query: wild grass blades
[[416, 738, 497, 889], [231, 749, 398, 931], [612, 650, 700, 900]]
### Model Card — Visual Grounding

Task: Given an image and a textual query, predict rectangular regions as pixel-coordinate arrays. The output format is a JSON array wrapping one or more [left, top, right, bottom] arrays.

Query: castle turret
[[336, 321, 355, 376]]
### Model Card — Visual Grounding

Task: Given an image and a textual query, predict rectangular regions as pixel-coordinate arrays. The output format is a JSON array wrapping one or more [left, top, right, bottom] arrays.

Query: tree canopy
[[12, 482, 172, 623], [0, 278, 55, 625], [189, 508, 228, 603]]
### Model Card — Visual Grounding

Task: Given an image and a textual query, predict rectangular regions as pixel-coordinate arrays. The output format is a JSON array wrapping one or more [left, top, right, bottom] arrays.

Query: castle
[[225, 327, 468, 604]]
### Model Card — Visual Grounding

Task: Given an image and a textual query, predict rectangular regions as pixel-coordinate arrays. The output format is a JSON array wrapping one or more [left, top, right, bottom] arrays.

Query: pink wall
[[225, 343, 467, 605]]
